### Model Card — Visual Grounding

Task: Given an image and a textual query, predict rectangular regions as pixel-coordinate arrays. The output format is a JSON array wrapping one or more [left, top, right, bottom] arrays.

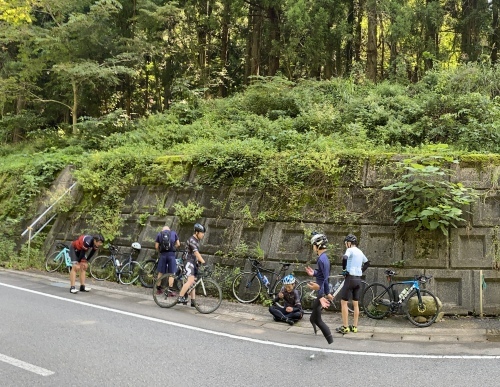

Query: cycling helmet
[[94, 234, 105, 243], [194, 223, 206, 233], [282, 274, 296, 285], [344, 234, 358, 245], [131, 242, 142, 251], [310, 232, 328, 249]]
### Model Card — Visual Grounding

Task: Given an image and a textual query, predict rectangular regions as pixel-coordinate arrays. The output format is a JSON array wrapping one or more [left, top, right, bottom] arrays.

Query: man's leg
[[341, 299, 349, 327], [353, 300, 360, 327], [69, 262, 80, 293], [79, 260, 89, 291]]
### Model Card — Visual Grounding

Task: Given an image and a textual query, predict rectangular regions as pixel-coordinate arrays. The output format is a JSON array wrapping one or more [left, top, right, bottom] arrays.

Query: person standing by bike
[[335, 234, 370, 334], [305, 232, 333, 344], [155, 226, 181, 296], [269, 274, 303, 325], [177, 223, 206, 307], [69, 234, 104, 294]]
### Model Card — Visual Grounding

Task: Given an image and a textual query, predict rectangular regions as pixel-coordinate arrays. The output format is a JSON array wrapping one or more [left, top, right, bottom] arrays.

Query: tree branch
[[28, 91, 72, 111]]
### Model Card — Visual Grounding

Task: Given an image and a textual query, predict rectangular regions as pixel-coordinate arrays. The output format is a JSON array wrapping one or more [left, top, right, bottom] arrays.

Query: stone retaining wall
[[46, 161, 500, 315]]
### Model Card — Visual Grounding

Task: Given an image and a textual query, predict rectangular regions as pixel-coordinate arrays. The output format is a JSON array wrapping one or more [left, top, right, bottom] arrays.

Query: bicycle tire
[[90, 255, 114, 281], [119, 260, 141, 285], [153, 274, 179, 308], [139, 259, 157, 288], [361, 282, 392, 319], [232, 271, 262, 303], [297, 280, 315, 314], [45, 250, 64, 272], [193, 278, 222, 314], [404, 289, 440, 327]]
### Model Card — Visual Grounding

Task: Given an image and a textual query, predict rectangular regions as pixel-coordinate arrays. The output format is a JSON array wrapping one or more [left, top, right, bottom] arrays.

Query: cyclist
[[305, 232, 334, 344], [177, 223, 206, 307], [69, 234, 104, 294], [335, 234, 370, 334], [269, 274, 303, 325], [155, 226, 181, 296]]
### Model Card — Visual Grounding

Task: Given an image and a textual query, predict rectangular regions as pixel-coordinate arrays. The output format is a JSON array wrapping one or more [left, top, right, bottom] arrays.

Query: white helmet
[[131, 242, 141, 251], [310, 233, 328, 249]]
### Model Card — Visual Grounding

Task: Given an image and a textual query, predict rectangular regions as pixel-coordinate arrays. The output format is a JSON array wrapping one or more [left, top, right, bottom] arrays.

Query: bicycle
[[361, 269, 440, 327], [45, 242, 72, 273], [153, 264, 222, 314], [89, 243, 142, 285], [138, 250, 185, 288], [299, 275, 370, 314], [231, 258, 295, 303]]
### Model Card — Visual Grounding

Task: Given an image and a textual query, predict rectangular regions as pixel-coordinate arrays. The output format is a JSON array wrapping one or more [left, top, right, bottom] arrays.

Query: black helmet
[[194, 223, 206, 233], [310, 233, 328, 249], [94, 234, 105, 243], [344, 234, 357, 244]]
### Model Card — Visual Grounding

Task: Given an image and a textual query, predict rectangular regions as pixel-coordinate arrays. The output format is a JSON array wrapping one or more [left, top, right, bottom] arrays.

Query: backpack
[[159, 230, 172, 253]]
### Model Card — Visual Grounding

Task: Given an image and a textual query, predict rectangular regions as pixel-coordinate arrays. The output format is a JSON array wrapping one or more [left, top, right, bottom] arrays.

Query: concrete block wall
[[47, 160, 500, 315]]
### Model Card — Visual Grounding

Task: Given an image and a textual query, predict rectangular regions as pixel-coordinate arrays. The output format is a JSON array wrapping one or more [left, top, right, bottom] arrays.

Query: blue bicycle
[[45, 242, 72, 273], [361, 269, 440, 327]]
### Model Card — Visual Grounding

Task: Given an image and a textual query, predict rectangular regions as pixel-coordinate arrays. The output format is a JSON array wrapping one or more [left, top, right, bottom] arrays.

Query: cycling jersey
[[313, 252, 330, 297], [185, 235, 200, 264], [71, 235, 98, 261], [344, 246, 368, 276]]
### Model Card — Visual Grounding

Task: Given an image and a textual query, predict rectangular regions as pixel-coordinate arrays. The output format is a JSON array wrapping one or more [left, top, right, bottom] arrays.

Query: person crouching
[[269, 274, 303, 326]]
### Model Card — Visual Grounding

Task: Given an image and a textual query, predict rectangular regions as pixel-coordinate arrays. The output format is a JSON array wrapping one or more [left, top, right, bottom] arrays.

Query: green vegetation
[[1, 69, 500, 267]]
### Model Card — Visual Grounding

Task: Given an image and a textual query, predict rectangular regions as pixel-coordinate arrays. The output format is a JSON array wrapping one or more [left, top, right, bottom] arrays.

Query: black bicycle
[[153, 265, 222, 314], [139, 250, 185, 288], [361, 269, 440, 327], [89, 243, 142, 285], [231, 258, 295, 303]]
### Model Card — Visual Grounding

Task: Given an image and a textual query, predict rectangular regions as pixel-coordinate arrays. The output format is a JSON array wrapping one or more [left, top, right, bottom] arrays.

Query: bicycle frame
[[250, 259, 291, 296]]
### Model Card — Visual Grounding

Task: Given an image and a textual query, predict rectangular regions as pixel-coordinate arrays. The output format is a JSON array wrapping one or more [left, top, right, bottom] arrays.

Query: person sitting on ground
[[269, 274, 303, 326], [69, 234, 104, 294]]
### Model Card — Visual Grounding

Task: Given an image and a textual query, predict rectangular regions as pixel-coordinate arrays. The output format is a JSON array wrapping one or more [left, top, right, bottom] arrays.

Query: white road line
[[0, 353, 54, 376], [1, 281, 499, 360]]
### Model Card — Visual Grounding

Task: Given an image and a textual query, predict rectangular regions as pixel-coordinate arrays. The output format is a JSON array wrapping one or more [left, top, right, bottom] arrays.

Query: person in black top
[[269, 274, 303, 325], [305, 232, 334, 344], [69, 234, 104, 294], [177, 223, 206, 307]]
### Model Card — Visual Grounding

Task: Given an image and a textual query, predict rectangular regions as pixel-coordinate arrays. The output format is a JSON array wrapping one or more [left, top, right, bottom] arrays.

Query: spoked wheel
[[139, 259, 157, 288], [404, 289, 440, 327], [153, 274, 179, 308], [90, 256, 114, 281], [361, 283, 392, 319], [232, 271, 262, 303], [297, 281, 315, 314], [193, 278, 222, 314], [272, 279, 285, 307], [119, 261, 141, 285], [45, 251, 63, 272]]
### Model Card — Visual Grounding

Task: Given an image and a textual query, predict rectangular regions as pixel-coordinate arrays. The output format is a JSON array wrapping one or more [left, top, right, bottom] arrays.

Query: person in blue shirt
[[336, 234, 370, 334], [269, 274, 303, 325], [305, 232, 334, 344]]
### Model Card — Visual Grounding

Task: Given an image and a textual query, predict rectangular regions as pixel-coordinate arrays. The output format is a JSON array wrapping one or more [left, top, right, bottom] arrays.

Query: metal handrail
[[21, 182, 77, 238]]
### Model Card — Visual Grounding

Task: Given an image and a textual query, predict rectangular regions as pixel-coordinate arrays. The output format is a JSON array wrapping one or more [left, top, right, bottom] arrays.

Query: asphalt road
[[1, 270, 500, 386]]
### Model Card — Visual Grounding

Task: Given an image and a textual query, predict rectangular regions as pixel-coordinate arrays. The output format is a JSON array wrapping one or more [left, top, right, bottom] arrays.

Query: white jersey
[[345, 246, 368, 276]]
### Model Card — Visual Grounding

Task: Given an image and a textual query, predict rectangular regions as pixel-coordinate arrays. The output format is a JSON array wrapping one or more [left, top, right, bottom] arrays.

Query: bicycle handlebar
[[56, 242, 70, 250], [247, 257, 292, 269], [415, 274, 433, 283]]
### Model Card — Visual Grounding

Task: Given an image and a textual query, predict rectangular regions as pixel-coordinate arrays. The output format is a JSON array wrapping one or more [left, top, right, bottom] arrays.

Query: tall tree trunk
[[345, 0, 355, 74], [366, 0, 378, 81], [355, 0, 364, 62], [71, 79, 78, 135], [492, 0, 499, 64], [460, 0, 481, 62], [162, 57, 174, 111], [219, 0, 231, 96], [13, 95, 26, 143], [267, 5, 280, 76], [249, 6, 263, 79], [424, 0, 439, 70]]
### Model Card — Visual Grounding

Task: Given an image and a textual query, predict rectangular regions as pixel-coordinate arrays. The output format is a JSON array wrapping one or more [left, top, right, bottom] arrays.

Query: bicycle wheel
[[232, 271, 262, 303], [119, 260, 141, 285], [45, 250, 64, 272], [139, 259, 157, 288], [90, 255, 114, 281], [194, 278, 222, 314], [361, 282, 392, 319], [404, 289, 440, 327], [153, 274, 179, 308]]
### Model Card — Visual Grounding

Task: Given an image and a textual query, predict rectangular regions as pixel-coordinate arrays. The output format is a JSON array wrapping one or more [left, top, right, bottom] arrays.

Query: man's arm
[[194, 250, 205, 264]]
